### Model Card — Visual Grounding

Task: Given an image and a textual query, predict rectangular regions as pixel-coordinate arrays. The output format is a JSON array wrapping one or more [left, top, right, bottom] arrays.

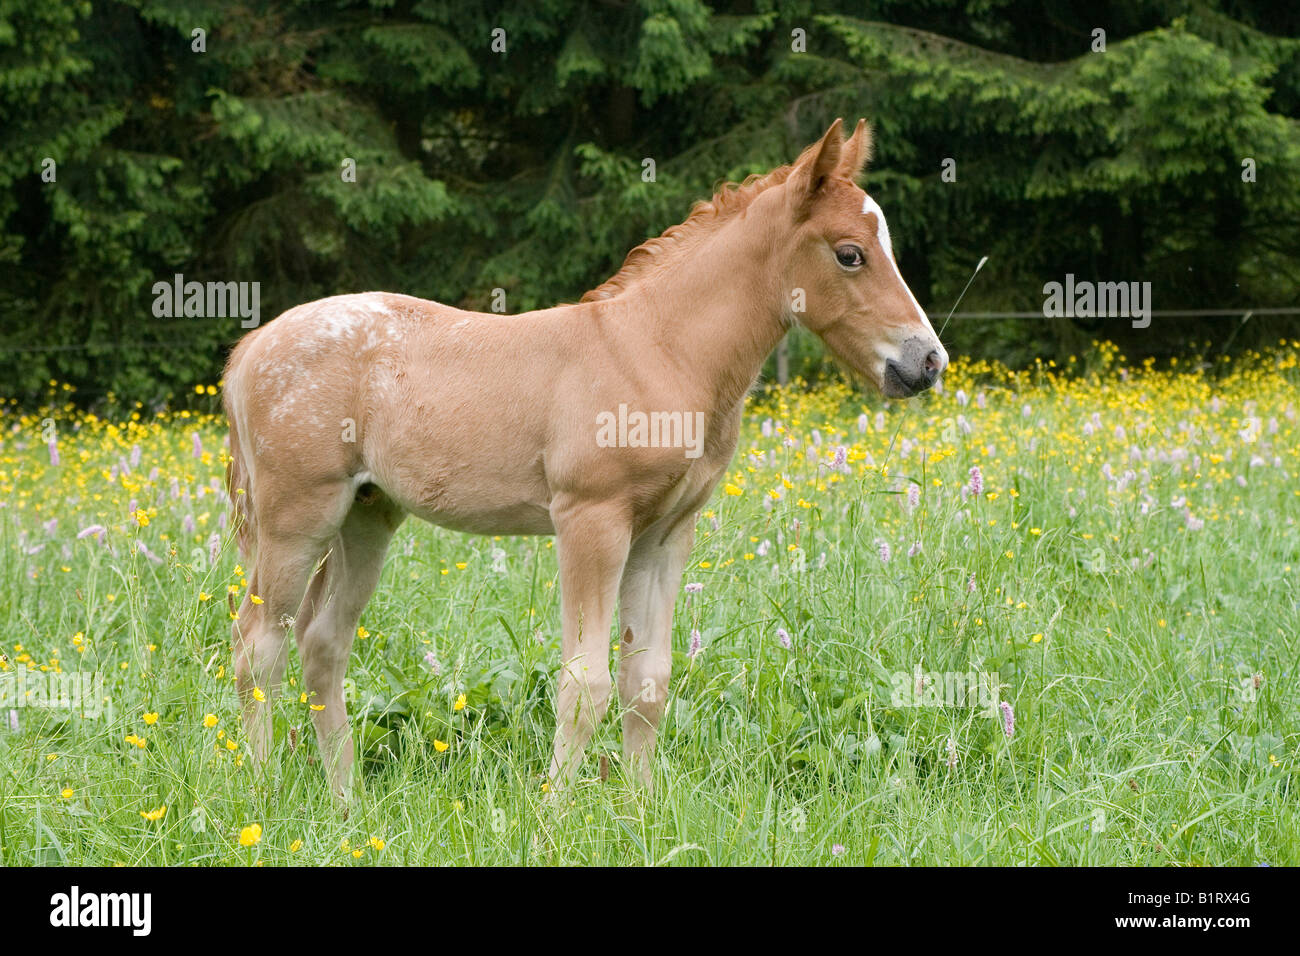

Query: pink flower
[[1000, 700, 1015, 739], [878, 540, 891, 563], [47, 441, 60, 466], [688, 629, 702, 659], [776, 627, 792, 649], [967, 465, 983, 497]]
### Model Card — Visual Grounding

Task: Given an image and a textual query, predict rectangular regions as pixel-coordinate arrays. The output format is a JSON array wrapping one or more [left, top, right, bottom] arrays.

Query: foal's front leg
[[617, 517, 694, 790], [548, 499, 632, 792]]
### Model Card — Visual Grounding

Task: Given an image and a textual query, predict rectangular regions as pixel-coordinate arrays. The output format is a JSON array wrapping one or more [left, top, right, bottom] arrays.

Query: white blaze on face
[[861, 194, 940, 341]]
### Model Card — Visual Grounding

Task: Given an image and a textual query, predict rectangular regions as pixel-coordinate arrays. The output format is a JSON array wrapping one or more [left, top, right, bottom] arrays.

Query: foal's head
[[779, 119, 948, 398]]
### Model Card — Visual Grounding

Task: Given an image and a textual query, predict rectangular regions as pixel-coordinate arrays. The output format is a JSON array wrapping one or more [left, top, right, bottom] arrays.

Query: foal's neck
[[620, 213, 790, 412]]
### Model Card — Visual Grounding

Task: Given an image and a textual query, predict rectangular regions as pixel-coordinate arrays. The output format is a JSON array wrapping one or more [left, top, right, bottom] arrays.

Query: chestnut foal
[[223, 118, 947, 798]]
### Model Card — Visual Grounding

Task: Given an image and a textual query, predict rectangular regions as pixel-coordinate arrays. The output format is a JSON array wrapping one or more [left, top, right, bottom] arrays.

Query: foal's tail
[[223, 370, 256, 558]]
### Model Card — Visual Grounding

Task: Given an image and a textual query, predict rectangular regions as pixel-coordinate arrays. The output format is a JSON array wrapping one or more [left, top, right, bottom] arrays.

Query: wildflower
[[907, 483, 920, 511], [424, 652, 440, 674], [290, 839, 303, 852], [252, 686, 266, 703], [946, 738, 958, 770], [239, 823, 262, 847], [831, 844, 845, 857], [688, 629, 702, 659], [453, 693, 467, 711], [777, 627, 792, 650], [684, 582, 703, 594], [61, 788, 74, 799], [141, 806, 167, 822], [203, 713, 218, 728], [77, 524, 106, 540], [907, 541, 922, 558], [142, 712, 159, 725], [967, 466, 983, 496], [433, 739, 449, 752], [999, 700, 1015, 739], [877, 540, 891, 563]]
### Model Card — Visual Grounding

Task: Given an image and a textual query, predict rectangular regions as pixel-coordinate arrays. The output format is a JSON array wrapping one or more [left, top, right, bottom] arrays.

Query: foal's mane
[[579, 139, 824, 303]]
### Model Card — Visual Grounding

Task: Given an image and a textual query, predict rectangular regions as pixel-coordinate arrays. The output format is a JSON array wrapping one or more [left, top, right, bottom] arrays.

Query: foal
[[223, 118, 947, 797]]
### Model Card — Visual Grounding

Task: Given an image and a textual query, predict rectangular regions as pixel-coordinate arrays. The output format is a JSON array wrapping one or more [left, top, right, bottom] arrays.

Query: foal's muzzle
[[883, 335, 948, 398]]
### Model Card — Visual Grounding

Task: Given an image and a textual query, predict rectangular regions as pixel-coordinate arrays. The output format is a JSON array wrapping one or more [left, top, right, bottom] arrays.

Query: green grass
[[1, 347, 1297, 865]]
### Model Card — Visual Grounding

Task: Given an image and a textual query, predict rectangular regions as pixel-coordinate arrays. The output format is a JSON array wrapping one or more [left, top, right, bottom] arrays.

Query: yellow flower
[[199, 591, 211, 602], [453, 693, 467, 712], [239, 823, 262, 847], [1031, 633, 1044, 643], [252, 686, 266, 702], [367, 836, 385, 851], [724, 483, 743, 496], [250, 594, 264, 605], [289, 839, 303, 852], [142, 711, 159, 725], [357, 625, 369, 639], [124, 734, 147, 749], [433, 739, 449, 752], [61, 788, 74, 799], [352, 849, 365, 858], [203, 713, 218, 728], [141, 806, 167, 822]]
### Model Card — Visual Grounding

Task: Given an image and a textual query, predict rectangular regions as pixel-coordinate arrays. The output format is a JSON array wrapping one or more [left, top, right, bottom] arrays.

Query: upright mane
[[580, 139, 827, 303]]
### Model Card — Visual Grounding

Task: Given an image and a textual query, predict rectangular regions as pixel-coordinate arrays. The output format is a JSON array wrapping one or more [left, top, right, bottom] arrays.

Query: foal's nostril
[[923, 350, 942, 381]]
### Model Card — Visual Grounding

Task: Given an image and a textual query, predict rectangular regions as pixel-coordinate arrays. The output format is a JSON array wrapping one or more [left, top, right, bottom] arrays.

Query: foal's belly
[[404, 498, 556, 536], [367, 454, 556, 536]]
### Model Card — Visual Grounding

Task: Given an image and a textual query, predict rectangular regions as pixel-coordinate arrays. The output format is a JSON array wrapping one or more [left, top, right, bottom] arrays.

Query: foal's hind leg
[[234, 534, 325, 766], [294, 492, 402, 798], [233, 483, 352, 768]]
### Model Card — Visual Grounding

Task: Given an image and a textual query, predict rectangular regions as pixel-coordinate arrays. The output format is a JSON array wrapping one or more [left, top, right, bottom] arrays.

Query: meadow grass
[[1, 341, 1297, 866]]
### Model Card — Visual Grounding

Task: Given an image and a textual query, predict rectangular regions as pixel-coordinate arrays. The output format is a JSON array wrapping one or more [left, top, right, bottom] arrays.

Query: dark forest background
[[2, 0, 1298, 406]]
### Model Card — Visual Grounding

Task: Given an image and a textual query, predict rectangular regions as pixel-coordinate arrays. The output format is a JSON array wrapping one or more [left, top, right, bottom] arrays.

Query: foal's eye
[[835, 245, 865, 269]]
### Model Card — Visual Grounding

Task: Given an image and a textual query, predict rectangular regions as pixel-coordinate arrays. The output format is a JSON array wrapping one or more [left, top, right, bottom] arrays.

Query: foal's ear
[[791, 118, 844, 219], [839, 119, 873, 183]]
